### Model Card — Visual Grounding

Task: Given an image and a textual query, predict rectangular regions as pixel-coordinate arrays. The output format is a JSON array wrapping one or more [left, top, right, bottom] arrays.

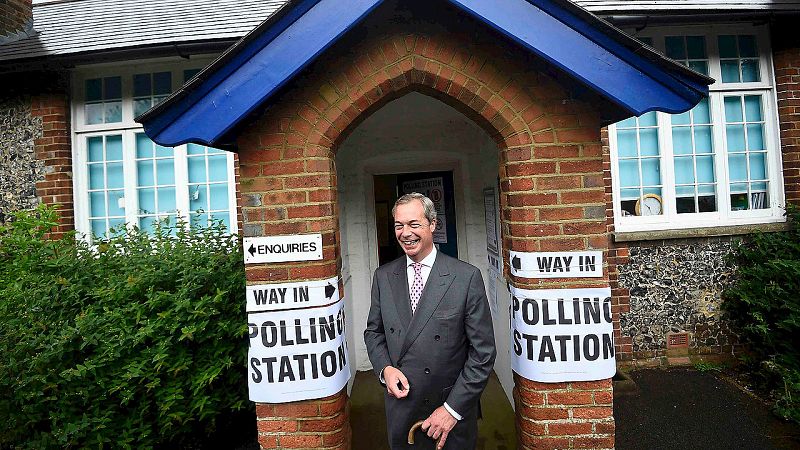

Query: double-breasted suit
[[364, 251, 496, 449]]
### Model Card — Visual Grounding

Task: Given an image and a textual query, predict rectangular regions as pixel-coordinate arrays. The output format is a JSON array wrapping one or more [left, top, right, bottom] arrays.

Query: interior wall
[[336, 91, 514, 402]]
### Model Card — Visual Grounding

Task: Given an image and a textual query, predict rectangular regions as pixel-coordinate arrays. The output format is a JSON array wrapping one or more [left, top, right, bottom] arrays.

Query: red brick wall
[[773, 21, 800, 206], [237, 15, 614, 448], [0, 0, 32, 38], [30, 75, 74, 239]]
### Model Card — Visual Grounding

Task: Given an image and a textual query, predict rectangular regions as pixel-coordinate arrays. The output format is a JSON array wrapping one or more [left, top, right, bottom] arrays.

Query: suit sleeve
[[364, 272, 393, 382], [445, 268, 496, 415]]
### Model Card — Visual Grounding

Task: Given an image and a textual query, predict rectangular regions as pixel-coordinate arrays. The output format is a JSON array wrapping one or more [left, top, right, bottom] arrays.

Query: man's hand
[[420, 406, 457, 449], [383, 366, 410, 398]]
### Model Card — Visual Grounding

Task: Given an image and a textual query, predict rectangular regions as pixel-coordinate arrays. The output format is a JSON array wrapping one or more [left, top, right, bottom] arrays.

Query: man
[[364, 192, 496, 450]]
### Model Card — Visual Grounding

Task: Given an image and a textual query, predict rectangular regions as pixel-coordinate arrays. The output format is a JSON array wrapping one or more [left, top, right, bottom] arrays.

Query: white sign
[[510, 286, 615, 382], [401, 177, 447, 244], [243, 234, 323, 264], [247, 299, 351, 403], [483, 188, 499, 255], [510, 251, 603, 278], [247, 276, 340, 312]]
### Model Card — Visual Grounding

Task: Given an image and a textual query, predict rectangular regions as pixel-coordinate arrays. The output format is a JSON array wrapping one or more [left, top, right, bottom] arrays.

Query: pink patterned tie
[[410, 262, 423, 314]]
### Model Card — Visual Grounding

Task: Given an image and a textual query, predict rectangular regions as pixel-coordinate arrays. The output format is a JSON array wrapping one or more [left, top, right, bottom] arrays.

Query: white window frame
[[609, 24, 786, 233], [71, 57, 239, 240]]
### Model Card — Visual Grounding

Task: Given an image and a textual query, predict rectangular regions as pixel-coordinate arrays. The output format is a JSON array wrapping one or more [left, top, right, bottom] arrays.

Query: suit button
[[390, 328, 394, 333], [424, 368, 431, 374], [434, 335, 441, 341]]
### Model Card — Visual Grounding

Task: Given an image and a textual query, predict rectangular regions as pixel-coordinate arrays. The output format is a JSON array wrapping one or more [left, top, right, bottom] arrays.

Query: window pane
[[106, 135, 123, 160], [674, 156, 695, 184], [726, 125, 745, 152], [672, 111, 691, 126], [153, 72, 172, 95], [136, 133, 154, 158], [749, 152, 767, 179], [105, 101, 122, 123], [188, 157, 207, 182], [619, 159, 640, 187], [694, 98, 711, 123], [85, 79, 102, 102], [104, 77, 121, 99], [724, 97, 743, 122], [209, 184, 229, 210], [686, 36, 706, 59], [137, 160, 154, 186], [155, 144, 172, 158], [728, 153, 747, 181], [191, 213, 208, 228], [672, 127, 693, 155], [210, 213, 230, 230], [89, 164, 104, 190], [190, 185, 207, 211], [641, 158, 661, 185], [91, 219, 107, 237], [747, 124, 765, 151], [134, 99, 151, 117], [718, 35, 737, 58], [86, 103, 104, 125], [617, 129, 637, 157], [744, 96, 762, 122], [106, 162, 124, 189], [639, 129, 659, 156], [88, 136, 104, 162], [138, 188, 156, 214], [639, 112, 657, 127], [688, 61, 708, 76], [90, 191, 106, 217], [133, 74, 151, 97], [157, 187, 176, 213], [139, 216, 157, 232], [107, 190, 125, 216], [207, 155, 227, 182], [738, 35, 758, 57], [694, 126, 713, 153], [720, 61, 740, 83], [741, 60, 760, 82], [665, 36, 686, 59], [156, 159, 175, 184], [696, 156, 715, 183]]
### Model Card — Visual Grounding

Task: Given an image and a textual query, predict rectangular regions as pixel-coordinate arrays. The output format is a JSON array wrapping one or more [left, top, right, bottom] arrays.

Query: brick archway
[[238, 25, 613, 450]]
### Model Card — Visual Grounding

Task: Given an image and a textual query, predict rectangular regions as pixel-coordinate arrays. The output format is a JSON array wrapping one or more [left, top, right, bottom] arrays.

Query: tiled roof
[[2, 0, 799, 63]]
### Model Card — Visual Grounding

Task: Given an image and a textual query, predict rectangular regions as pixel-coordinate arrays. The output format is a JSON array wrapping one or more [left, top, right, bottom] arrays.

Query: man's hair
[[392, 192, 437, 224]]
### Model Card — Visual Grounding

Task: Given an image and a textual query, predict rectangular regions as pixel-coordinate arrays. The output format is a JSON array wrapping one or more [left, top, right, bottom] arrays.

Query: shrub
[[723, 205, 800, 423], [0, 205, 250, 448]]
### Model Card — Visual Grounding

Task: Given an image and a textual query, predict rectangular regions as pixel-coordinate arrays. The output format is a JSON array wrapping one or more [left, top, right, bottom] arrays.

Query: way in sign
[[253, 286, 312, 305], [246, 276, 340, 312], [535, 254, 596, 273]]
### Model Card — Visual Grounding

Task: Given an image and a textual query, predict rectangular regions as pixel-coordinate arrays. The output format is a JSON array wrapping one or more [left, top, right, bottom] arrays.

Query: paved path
[[614, 368, 800, 450]]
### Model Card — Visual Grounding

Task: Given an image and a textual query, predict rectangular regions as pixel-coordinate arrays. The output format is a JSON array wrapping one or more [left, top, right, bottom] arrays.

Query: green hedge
[[0, 206, 250, 448], [723, 206, 800, 423]]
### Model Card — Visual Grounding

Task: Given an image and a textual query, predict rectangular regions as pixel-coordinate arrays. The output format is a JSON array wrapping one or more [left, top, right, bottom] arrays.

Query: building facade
[[2, 0, 799, 448]]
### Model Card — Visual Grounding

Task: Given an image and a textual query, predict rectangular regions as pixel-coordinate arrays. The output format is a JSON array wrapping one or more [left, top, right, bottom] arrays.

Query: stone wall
[[617, 238, 741, 359], [0, 90, 43, 222]]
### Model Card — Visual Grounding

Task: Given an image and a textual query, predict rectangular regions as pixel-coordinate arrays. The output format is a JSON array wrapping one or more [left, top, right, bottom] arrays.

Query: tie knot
[[412, 262, 423, 274]]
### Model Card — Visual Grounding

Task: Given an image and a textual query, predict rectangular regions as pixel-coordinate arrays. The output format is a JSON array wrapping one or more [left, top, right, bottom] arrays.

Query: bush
[[723, 205, 800, 423], [0, 205, 251, 448]]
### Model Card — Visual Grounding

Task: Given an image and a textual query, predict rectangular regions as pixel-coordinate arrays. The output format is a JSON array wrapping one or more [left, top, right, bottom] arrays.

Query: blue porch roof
[[136, 0, 713, 149]]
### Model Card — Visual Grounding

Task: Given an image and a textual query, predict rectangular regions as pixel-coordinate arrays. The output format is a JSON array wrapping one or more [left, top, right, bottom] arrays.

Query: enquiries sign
[[243, 234, 323, 264], [510, 285, 615, 382]]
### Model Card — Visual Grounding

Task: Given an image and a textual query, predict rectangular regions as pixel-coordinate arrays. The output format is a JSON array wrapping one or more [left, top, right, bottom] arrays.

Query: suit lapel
[[389, 258, 412, 327], [399, 253, 454, 359]]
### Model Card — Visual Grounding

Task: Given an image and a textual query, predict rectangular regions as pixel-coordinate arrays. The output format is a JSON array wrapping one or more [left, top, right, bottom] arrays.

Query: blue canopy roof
[[137, 0, 713, 148]]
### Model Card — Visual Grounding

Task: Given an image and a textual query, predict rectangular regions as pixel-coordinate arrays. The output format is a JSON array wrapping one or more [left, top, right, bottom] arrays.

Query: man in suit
[[364, 192, 496, 450]]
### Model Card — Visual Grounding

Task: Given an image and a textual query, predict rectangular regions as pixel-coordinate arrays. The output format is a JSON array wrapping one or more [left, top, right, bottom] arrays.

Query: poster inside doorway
[[401, 176, 447, 244]]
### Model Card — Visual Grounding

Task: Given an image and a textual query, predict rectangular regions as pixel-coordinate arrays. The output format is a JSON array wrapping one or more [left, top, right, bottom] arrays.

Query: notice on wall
[[246, 276, 340, 312], [401, 177, 447, 244], [248, 299, 351, 403], [510, 285, 615, 382], [510, 251, 603, 278], [243, 234, 323, 264]]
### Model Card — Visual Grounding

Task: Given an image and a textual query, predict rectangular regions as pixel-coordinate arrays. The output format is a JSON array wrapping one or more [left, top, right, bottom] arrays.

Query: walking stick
[[407, 420, 443, 447]]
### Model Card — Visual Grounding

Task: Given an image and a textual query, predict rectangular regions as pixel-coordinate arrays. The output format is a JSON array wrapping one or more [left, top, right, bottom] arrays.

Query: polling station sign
[[510, 285, 615, 383], [247, 299, 351, 403], [246, 276, 340, 312]]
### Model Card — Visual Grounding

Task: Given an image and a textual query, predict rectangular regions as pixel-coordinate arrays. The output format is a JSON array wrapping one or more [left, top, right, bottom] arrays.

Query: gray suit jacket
[[364, 252, 496, 449]]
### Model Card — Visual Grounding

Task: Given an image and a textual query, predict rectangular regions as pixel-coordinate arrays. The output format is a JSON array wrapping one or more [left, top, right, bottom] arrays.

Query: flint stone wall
[[0, 92, 42, 222], [618, 238, 740, 357]]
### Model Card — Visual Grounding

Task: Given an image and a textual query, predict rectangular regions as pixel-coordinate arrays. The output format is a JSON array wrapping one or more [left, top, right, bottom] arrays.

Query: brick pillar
[[237, 123, 350, 449], [31, 75, 74, 238], [503, 122, 615, 449], [773, 20, 800, 206]]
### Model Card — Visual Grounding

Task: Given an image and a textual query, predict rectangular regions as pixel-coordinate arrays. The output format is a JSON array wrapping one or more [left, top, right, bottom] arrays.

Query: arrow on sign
[[512, 255, 521, 270], [248, 243, 256, 257], [325, 283, 336, 300]]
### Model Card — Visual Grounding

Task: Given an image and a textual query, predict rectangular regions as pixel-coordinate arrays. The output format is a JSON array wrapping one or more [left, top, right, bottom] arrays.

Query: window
[[72, 61, 238, 241], [609, 25, 784, 232]]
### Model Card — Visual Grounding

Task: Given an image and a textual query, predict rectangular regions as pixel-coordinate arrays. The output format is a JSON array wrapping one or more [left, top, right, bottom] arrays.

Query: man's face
[[393, 200, 436, 262]]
